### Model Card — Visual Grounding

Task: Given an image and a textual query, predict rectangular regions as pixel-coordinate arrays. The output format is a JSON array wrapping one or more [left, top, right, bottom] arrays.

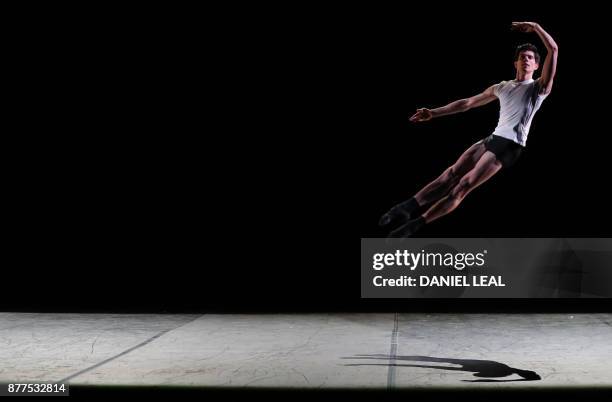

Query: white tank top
[[491, 79, 548, 146]]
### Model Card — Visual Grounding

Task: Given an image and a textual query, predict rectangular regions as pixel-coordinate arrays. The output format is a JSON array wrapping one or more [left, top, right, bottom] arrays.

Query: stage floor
[[1, 312, 611, 390]]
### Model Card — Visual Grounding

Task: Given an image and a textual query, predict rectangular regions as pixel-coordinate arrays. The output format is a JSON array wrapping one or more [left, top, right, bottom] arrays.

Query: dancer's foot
[[379, 197, 420, 227]]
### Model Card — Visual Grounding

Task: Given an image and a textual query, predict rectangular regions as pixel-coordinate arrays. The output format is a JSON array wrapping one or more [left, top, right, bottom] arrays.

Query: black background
[[6, 5, 612, 313]]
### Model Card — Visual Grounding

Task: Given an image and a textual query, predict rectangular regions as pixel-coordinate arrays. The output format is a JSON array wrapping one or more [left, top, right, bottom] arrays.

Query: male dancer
[[380, 22, 558, 237]]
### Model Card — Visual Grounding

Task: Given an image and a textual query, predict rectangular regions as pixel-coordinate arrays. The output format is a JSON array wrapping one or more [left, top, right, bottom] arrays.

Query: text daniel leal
[[373, 275, 505, 287], [421, 275, 505, 286]]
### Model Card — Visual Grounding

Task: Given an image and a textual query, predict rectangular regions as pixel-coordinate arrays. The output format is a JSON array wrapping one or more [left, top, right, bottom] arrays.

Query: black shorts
[[481, 135, 524, 169]]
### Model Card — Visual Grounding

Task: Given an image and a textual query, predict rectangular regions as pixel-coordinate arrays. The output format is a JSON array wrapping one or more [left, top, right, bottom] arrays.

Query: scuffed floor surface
[[1, 313, 611, 390]]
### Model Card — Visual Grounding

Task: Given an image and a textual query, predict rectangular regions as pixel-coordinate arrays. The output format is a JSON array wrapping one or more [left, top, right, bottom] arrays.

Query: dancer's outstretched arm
[[410, 85, 498, 122]]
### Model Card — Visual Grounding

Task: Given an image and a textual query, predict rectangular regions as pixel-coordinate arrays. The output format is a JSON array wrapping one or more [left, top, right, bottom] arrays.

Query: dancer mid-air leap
[[380, 22, 558, 237]]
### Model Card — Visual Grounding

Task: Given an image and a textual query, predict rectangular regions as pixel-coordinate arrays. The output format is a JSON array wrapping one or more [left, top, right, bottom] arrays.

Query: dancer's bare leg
[[422, 151, 502, 223], [388, 150, 502, 237], [379, 141, 487, 229], [414, 141, 488, 206]]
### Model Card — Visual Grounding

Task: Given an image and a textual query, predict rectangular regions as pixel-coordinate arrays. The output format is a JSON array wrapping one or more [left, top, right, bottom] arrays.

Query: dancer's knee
[[449, 177, 473, 200], [441, 166, 460, 184]]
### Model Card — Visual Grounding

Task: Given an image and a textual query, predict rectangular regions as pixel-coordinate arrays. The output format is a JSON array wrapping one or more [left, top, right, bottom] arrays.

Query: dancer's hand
[[409, 108, 433, 123], [511, 22, 539, 33]]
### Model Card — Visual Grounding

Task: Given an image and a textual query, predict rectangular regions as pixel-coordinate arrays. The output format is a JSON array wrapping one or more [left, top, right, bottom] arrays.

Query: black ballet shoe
[[379, 198, 420, 228]]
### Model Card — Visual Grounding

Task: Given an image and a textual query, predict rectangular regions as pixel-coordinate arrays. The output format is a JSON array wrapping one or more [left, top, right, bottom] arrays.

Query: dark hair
[[515, 43, 540, 64]]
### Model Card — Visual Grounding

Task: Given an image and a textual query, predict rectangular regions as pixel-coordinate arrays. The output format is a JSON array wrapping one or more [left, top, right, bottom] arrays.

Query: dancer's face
[[514, 51, 539, 74]]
